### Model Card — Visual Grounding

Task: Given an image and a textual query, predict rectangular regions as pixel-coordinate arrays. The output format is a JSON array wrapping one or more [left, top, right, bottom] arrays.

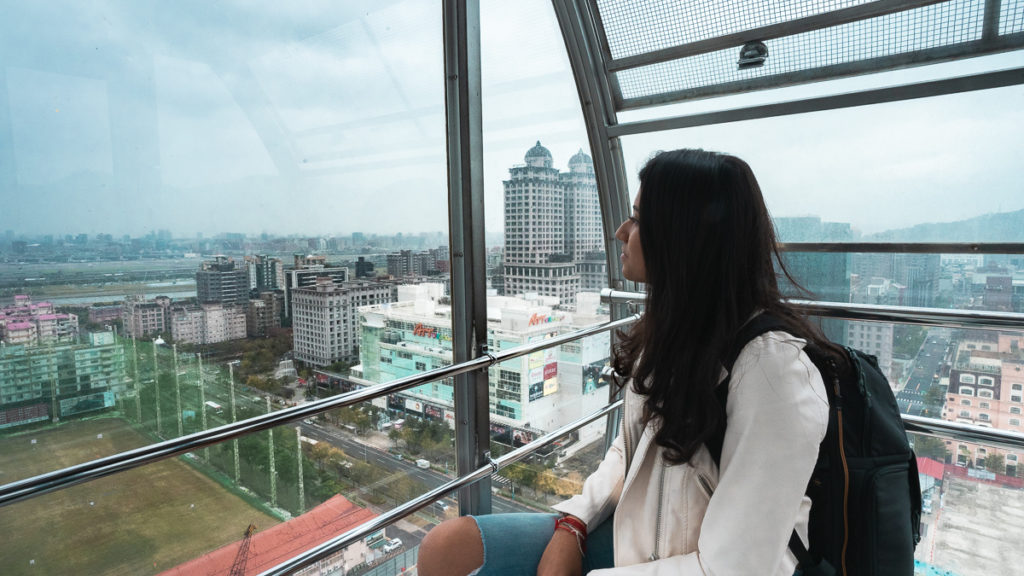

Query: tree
[[309, 442, 333, 470], [913, 434, 949, 462], [893, 325, 927, 359], [502, 463, 538, 493], [984, 453, 1005, 475], [388, 428, 403, 449], [245, 375, 274, 393], [922, 385, 947, 414]]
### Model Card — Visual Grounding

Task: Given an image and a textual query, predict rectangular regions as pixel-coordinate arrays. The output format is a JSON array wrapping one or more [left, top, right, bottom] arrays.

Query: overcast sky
[[1, 0, 1021, 240]]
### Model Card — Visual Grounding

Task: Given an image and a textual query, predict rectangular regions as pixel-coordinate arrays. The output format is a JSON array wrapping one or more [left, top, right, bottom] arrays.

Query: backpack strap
[[707, 312, 787, 464], [709, 313, 836, 576]]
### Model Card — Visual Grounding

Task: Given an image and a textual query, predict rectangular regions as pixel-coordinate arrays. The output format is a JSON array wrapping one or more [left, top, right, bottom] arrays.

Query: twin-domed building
[[502, 141, 605, 307]]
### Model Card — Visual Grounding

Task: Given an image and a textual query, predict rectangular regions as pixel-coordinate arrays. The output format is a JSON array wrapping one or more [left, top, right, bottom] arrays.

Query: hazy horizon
[[2, 0, 1022, 239]]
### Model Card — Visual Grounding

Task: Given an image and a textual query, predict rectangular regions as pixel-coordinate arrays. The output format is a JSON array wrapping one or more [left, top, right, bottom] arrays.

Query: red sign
[[543, 363, 557, 380], [413, 323, 437, 338], [528, 313, 551, 326]]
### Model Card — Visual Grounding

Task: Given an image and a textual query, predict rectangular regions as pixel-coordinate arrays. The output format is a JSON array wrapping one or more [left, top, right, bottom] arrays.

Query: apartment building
[[292, 278, 391, 366]]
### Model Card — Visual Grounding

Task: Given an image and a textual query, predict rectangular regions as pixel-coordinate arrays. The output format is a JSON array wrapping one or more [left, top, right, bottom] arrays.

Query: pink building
[[943, 331, 1024, 477], [0, 296, 78, 346]]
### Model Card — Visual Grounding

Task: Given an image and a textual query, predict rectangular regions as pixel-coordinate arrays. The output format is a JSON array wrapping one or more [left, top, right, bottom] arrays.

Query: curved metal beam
[[551, 0, 632, 295]]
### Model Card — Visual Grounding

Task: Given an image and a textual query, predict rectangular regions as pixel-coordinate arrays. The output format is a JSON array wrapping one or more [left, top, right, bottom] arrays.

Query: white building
[[169, 303, 247, 345], [292, 278, 391, 366], [352, 288, 611, 444], [122, 295, 172, 339], [848, 277, 901, 385]]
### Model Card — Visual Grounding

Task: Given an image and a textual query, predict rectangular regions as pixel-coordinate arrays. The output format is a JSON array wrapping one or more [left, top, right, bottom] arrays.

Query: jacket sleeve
[[589, 332, 828, 576], [550, 429, 627, 533]]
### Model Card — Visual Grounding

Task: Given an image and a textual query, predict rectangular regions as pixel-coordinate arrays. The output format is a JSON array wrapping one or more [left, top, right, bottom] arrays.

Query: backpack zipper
[[830, 359, 850, 576]]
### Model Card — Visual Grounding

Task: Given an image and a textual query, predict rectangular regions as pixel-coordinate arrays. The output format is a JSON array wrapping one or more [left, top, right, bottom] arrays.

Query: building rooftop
[[158, 495, 375, 576]]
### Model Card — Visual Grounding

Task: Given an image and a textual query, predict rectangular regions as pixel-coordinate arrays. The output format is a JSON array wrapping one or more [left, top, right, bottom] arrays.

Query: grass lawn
[[0, 418, 279, 575]]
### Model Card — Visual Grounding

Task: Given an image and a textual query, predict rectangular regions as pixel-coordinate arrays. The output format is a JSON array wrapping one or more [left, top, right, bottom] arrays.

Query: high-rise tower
[[502, 142, 603, 306]]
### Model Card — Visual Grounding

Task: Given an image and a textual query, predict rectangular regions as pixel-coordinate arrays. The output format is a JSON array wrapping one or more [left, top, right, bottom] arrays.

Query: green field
[[0, 419, 279, 575]]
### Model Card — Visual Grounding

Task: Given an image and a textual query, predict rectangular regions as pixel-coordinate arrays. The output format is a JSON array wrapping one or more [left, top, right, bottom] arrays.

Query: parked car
[[382, 538, 403, 553], [416, 458, 430, 469]]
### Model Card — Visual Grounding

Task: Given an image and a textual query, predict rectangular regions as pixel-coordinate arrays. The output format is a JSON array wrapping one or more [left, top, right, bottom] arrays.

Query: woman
[[419, 149, 836, 575]]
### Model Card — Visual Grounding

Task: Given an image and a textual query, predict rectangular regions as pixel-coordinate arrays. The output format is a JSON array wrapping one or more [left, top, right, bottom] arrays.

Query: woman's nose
[[615, 221, 628, 242]]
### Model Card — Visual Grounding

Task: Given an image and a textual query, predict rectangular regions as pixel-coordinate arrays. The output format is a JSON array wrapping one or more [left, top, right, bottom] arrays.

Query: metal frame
[[443, 0, 492, 517], [0, 315, 639, 508], [609, 66, 1024, 137]]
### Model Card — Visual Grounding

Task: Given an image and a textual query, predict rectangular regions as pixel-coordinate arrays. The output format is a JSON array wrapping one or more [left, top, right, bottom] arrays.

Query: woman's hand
[[537, 526, 584, 576]]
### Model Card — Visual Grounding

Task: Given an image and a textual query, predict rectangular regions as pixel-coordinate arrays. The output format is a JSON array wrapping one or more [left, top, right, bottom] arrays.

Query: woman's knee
[[418, 516, 484, 576]]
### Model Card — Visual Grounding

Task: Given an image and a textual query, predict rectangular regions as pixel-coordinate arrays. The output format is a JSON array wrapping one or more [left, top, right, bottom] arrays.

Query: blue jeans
[[467, 512, 802, 574], [468, 513, 615, 575]]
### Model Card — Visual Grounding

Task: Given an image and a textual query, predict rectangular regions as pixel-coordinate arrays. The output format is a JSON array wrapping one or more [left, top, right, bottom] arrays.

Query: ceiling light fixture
[[738, 40, 768, 69]]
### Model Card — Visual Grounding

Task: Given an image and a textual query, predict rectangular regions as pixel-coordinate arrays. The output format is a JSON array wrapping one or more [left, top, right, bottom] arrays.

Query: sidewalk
[[358, 429, 393, 451]]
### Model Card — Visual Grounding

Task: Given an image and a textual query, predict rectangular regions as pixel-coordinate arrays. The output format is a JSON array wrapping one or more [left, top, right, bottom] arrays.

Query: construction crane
[[228, 522, 258, 576]]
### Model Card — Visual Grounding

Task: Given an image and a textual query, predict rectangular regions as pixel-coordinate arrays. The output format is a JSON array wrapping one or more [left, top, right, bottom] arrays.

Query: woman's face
[[614, 189, 647, 283]]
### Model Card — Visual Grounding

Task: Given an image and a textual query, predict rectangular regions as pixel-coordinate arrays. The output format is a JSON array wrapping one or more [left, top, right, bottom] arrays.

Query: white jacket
[[552, 331, 828, 575]]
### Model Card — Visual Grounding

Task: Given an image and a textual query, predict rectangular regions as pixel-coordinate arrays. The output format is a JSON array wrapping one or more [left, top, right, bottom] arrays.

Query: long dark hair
[[613, 149, 841, 465]]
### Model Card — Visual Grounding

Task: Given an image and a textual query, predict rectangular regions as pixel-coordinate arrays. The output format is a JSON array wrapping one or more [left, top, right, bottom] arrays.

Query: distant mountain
[[867, 209, 1024, 243]]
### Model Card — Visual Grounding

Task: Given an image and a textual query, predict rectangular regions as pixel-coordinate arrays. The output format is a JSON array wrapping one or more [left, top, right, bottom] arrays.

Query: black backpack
[[708, 313, 922, 576]]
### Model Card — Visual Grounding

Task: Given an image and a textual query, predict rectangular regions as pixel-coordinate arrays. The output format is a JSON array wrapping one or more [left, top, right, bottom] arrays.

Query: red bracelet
[[556, 515, 587, 537], [554, 516, 588, 556]]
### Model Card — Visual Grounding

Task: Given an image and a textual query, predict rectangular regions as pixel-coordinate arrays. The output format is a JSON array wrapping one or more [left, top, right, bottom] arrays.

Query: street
[[299, 422, 538, 515], [896, 328, 953, 417]]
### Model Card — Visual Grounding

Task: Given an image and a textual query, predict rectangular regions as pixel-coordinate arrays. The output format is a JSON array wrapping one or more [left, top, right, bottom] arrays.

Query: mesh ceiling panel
[[612, 0, 1001, 103], [596, 0, 876, 60], [1003, 0, 1024, 34]]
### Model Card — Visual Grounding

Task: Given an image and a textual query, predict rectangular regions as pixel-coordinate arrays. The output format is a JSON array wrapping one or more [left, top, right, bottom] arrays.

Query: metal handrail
[[4, 289, 1024, 575], [0, 314, 640, 508], [254, 403, 1024, 576], [259, 399, 624, 575], [600, 289, 1024, 330], [903, 415, 1024, 453], [778, 242, 1024, 254]]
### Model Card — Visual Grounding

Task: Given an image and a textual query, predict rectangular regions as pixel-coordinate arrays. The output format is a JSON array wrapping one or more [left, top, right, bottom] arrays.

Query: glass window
[[0, 0, 455, 572], [959, 387, 975, 396], [479, 0, 612, 507], [960, 374, 976, 384]]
